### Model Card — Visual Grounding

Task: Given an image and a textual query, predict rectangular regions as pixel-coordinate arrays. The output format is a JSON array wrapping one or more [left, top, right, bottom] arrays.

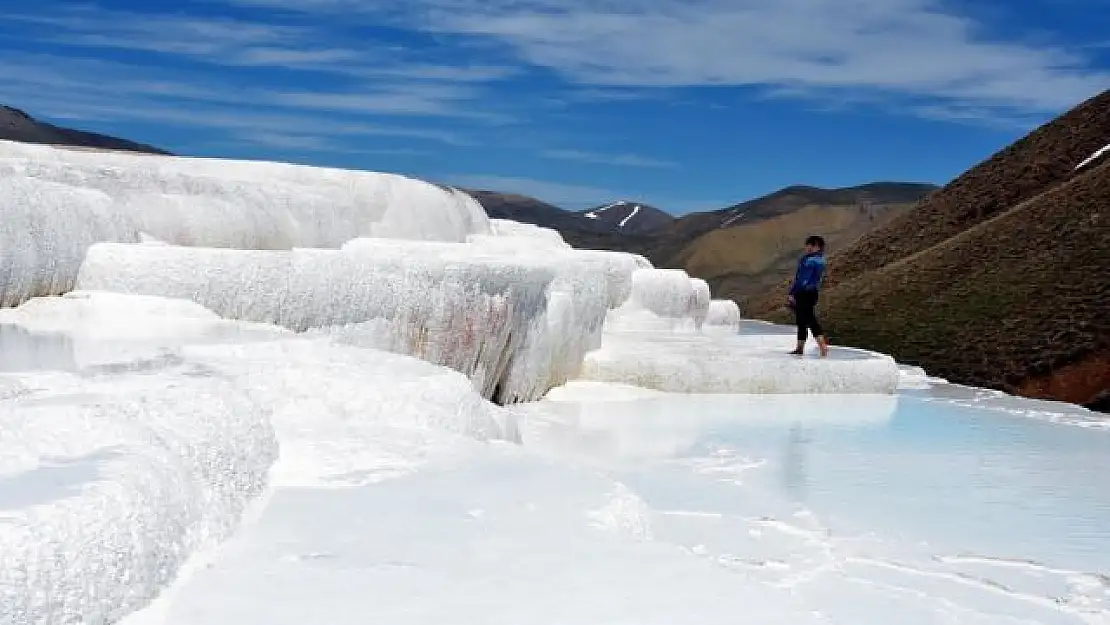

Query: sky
[[1, 0, 1108, 213]]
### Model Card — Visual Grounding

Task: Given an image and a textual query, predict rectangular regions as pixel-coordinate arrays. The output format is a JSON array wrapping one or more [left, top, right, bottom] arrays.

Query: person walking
[[787, 235, 829, 357]]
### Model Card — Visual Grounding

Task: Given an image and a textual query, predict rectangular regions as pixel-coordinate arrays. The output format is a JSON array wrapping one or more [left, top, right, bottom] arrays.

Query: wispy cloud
[[357, 64, 521, 82], [233, 131, 340, 151], [219, 0, 1110, 119], [45, 98, 470, 144], [435, 0, 1108, 113], [908, 103, 1046, 130], [5, 8, 333, 68], [271, 84, 513, 121], [224, 131, 437, 155], [232, 47, 365, 66], [1, 4, 519, 133], [0, 53, 471, 146], [4, 4, 521, 85], [541, 149, 677, 168]]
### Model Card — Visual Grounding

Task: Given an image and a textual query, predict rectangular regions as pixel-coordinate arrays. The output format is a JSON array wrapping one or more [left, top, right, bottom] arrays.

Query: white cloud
[[233, 131, 339, 151], [232, 47, 365, 66], [47, 98, 469, 144], [218, 0, 1110, 116], [271, 84, 514, 121], [0, 48, 505, 141], [438, 0, 1107, 111], [0, 54, 471, 146], [2, 3, 529, 140], [541, 149, 677, 168], [561, 87, 670, 102], [5, 8, 328, 67], [357, 64, 521, 82], [229, 132, 438, 156], [4, 4, 522, 87], [907, 103, 1046, 130]]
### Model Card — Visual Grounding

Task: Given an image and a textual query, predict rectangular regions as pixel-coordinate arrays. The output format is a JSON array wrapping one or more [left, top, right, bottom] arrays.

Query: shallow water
[[0, 321, 282, 374], [516, 390, 1110, 623], [0, 324, 78, 372]]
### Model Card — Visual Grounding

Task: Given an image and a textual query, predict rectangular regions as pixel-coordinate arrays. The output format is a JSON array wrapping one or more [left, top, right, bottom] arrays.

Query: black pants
[[794, 290, 823, 341]]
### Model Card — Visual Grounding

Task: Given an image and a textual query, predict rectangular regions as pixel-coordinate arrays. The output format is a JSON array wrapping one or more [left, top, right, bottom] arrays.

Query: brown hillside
[[827, 89, 1110, 285], [637, 183, 936, 269], [760, 156, 1110, 409], [552, 183, 934, 306], [677, 202, 914, 305]]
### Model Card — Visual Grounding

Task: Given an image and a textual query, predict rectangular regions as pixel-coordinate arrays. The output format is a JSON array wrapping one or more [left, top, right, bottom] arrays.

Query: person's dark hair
[[805, 235, 825, 250]]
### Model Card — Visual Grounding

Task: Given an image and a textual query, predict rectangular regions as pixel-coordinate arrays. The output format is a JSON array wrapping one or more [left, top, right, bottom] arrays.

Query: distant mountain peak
[[577, 200, 673, 234], [584, 199, 635, 219]]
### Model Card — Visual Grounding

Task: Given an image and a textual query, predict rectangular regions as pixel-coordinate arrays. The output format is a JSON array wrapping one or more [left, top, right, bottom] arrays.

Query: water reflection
[[0, 448, 123, 510], [0, 324, 78, 372], [783, 422, 812, 504], [519, 391, 1110, 574], [0, 319, 279, 377]]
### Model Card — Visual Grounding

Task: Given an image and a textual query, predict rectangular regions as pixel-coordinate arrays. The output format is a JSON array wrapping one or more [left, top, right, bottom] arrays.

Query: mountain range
[[463, 181, 939, 304], [577, 200, 673, 234], [462, 190, 675, 236]]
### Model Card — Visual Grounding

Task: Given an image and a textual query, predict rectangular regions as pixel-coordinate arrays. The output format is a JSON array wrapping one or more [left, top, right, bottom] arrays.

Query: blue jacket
[[789, 252, 826, 295]]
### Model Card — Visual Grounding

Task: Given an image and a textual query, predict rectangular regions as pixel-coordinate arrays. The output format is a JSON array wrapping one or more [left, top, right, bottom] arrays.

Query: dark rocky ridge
[[1, 105, 169, 155], [465, 183, 937, 259]]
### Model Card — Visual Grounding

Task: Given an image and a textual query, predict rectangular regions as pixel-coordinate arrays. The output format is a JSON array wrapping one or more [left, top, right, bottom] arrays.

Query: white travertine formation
[[0, 290, 290, 368], [343, 237, 653, 396], [705, 299, 742, 329], [0, 370, 277, 625], [0, 176, 140, 307], [601, 268, 710, 334], [628, 268, 695, 319], [486, 218, 569, 247], [340, 237, 614, 402], [0, 140, 490, 307], [75, 242, 558, 402], [0, 317, 509, 624], [580, 332, 900, 394]]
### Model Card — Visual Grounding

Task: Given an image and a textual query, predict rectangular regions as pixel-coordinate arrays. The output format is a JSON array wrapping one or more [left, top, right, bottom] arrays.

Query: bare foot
[[817, 338, 830, 358]]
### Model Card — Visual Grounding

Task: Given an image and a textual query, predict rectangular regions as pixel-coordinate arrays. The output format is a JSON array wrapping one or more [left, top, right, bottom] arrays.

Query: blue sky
[[1, 0, 1108, 212]]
